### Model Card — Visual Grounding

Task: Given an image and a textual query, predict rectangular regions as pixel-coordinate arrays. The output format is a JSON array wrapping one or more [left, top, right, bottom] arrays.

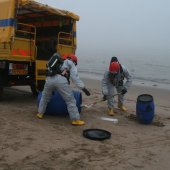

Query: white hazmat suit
[[101, 64, 132, 109], [38, 59, 87, 121]]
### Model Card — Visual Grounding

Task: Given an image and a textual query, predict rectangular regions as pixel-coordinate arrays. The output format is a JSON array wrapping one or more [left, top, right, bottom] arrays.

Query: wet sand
[[0, 78, 170, 170]]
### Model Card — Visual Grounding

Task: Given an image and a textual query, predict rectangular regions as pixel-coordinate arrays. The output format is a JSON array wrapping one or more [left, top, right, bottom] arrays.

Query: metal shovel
[[81, 93, 121, 109]]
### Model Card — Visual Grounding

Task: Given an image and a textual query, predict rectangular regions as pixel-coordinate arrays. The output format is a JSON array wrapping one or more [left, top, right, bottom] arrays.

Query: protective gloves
[[82, 88, 91, 96], [121, 88, 127, 95]]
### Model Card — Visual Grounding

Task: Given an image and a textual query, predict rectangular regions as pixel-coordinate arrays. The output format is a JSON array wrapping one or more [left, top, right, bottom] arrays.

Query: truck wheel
[[0, 86, 3, 98], [30, 84, 38, 96]]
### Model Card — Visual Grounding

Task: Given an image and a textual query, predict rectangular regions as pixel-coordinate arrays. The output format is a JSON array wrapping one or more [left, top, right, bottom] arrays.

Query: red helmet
[[68, 54, 78, 65], [109, 62, 120, 73], [62, 54, 69, 60]]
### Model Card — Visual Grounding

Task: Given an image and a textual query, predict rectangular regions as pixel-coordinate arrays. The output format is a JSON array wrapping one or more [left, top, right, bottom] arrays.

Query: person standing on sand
[[37, 53, 91, 126], [101, 56, 132, 116]]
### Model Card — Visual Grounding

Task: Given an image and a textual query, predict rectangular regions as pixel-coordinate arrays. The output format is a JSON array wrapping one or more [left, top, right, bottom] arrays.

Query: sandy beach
[[0, 78, 170, 170]]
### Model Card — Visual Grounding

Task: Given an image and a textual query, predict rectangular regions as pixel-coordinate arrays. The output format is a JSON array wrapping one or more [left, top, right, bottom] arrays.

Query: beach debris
[[83, 129, 111, 140], [153, 115, 165, 127], [152, 121, 165, 127], [126, 114, 165, 127], [152, 84, 158, 87], [100, 117, 118, 123], [126, 114, 137, 121]]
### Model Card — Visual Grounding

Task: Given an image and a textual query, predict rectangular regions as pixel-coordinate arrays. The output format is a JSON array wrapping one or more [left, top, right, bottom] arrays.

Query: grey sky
[[37, 0, 170, 61]]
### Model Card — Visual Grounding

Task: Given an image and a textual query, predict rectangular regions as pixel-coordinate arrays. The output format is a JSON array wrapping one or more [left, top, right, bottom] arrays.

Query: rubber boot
[[118, 104, 127, 112], [71, 120, 85, 126], [37, 113, 44, 119], [108, 108, 116, 116]]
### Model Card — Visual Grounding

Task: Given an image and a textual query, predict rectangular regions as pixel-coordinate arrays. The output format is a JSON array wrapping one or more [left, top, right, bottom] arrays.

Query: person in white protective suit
[[37, 53, 91, 126], [101, 57, 132, 116]]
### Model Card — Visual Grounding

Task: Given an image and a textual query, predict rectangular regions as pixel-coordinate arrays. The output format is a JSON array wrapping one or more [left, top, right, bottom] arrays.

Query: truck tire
[[0, 86, 3, 98], [30, 84, 38, 96]]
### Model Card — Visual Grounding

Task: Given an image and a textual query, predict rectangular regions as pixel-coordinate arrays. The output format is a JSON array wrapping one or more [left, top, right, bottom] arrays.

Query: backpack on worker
[[46, 53, 64, 76]]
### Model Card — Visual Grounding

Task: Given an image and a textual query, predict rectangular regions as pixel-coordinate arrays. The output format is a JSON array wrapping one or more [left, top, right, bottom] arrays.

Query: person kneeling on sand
[[101, 56, 132, 116], [37, 53, 91, 126]]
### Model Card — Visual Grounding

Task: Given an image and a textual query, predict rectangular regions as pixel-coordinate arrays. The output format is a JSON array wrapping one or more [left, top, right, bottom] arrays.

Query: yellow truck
[[0, 0, 79, 96]]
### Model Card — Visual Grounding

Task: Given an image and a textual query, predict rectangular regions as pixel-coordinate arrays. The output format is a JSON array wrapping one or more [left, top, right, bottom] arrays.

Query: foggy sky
[[37, 0, 170, 61]]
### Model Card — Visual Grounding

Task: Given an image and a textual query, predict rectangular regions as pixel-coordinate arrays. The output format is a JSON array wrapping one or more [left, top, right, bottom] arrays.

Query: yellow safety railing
[[16, 22, 36, 41], [58, 32, 73, 46]]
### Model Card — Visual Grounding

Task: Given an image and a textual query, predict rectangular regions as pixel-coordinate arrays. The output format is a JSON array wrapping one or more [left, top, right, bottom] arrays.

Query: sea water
[[78, 55, 170, 90]]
